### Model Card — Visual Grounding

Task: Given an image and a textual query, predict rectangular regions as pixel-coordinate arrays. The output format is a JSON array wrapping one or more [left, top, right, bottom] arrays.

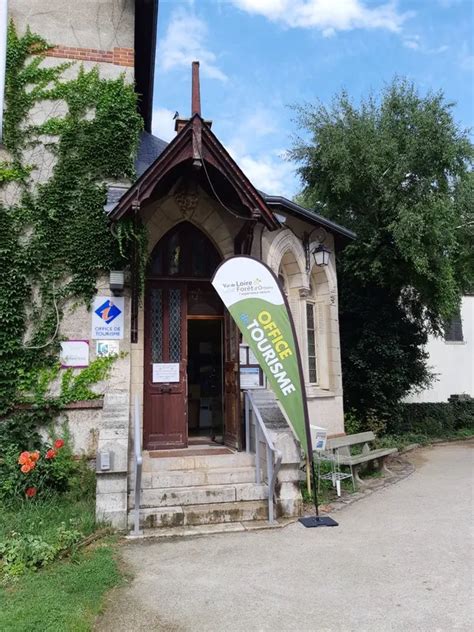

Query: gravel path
[[96, 441, 473, 632]]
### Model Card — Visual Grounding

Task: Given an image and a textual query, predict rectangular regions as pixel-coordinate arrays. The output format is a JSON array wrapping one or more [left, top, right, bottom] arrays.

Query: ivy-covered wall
[[0, 23, 145, 437]]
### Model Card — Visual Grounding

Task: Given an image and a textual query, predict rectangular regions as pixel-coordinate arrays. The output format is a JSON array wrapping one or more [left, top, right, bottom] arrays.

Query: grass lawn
[[0, 496, 97, 542], [0, 496, 123, 631], [0, 544, 121, 632]]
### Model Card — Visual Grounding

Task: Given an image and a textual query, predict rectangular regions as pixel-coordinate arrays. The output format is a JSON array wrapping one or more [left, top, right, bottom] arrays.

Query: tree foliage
[[291, 79, 473, 418]]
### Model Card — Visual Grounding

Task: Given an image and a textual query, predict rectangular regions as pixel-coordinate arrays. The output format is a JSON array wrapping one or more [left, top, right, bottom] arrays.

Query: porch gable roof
[[108, 114, 279, 230]]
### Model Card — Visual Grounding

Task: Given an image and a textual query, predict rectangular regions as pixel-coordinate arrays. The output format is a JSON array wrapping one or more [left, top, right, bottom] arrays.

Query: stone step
[[127, 520, 291, 540], [248, 389, 278, 406], [130, 482, 268, 508], [129, 500, 269, 529], [142, 451, 256, 472], [130, 466, 258, 489]]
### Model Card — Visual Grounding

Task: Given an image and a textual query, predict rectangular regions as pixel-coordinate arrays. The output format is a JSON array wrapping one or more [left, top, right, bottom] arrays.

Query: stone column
[[270, 426, 303, 518], [95, 391, 130, 529]]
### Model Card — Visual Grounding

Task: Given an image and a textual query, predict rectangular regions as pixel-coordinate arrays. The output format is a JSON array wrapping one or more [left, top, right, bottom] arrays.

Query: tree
[[291, 79, 473, 420]]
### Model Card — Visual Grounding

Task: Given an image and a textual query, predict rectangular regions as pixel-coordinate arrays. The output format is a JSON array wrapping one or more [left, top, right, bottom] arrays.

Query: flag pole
[[306, 454, 312, 495], [210, 256, 337, 529]]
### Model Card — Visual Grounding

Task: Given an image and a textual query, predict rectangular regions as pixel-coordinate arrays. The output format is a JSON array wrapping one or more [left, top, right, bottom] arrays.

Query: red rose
[[54, 439, 65, 449], [25, 487, 37, 498], [18, 451, 31, 465], [45, 448, 56, 459]]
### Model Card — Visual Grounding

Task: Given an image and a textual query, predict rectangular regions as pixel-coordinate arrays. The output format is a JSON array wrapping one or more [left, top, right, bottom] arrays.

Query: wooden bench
[[320, 431, 397, 491]]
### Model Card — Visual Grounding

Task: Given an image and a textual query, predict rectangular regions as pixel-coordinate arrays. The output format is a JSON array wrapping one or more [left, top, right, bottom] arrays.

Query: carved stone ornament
[[299, 287, 311, 298], [174, 179, 199, 218]]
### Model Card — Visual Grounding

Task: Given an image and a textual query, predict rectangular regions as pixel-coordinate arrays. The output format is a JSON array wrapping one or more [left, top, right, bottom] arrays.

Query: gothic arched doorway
[[143, 222, 241, 450]]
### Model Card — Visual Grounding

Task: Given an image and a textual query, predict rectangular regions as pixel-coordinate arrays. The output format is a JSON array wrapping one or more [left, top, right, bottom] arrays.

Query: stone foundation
[[95, 392, 130, 529]]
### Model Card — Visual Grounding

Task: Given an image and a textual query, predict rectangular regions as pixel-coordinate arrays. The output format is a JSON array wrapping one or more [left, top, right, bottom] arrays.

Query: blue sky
[[152, 0, 474, 198]]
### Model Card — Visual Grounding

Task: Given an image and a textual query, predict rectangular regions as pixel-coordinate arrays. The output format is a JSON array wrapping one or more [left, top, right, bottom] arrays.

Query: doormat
[[188, 436, 224, 446], [149, 447, 234, 458]]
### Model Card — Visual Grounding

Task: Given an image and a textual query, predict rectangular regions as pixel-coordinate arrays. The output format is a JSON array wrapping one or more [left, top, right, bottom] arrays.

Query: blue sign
[[95, 300, 121, 324]]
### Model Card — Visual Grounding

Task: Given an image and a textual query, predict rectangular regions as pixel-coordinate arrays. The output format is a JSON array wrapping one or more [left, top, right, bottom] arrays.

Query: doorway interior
[[187, 318, 224, 444], [143, 221, 241, 451]]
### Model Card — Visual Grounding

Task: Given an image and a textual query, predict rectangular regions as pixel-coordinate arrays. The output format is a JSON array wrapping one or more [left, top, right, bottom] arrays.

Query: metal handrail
[[244, 390, 282, 523], [131, 394, 143, 536]]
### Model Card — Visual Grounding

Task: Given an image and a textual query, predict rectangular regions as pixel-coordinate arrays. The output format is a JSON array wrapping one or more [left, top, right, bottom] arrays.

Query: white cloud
[[403, 38, 420, 50], [227, 143, 297, 196], [218, 107, 297, 195], [159, 9, 227, 81], [224, 107, 277, 157], [403, 36, 450, 55], [229, 0, 409, 33], [152, 107, 176, 142]]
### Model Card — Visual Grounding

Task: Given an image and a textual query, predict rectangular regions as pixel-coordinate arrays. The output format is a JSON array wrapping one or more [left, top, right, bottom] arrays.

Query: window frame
[[306, 300, 318, 385], [444, 312, 464, 343]]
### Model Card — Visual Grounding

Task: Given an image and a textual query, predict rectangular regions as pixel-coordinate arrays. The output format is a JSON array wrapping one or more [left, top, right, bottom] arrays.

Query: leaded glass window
[[148, 222, 221, 279], [306, 302, 317, 384], [169, 288, 181, 361], [150, 289, 163, 363]]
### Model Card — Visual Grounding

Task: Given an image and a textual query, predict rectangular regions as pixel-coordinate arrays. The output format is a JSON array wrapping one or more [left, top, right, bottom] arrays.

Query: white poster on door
[[152, 363, 180, 383]]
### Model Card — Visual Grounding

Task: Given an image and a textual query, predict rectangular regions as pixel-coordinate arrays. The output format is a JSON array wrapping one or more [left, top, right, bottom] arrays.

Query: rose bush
[[0, 437, 79, 504]]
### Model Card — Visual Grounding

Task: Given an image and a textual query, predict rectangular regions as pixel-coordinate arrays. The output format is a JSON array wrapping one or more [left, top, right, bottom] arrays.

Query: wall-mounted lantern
[[109, 270, 125, 295], [304, 226, 329, 271], [312, 244, 331, 267]]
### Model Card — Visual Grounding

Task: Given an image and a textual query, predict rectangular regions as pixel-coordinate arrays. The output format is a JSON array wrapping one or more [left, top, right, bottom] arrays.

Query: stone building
[[6, 1, 355, 532]]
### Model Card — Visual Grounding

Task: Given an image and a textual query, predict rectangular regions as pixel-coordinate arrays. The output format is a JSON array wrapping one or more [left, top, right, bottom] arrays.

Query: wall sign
[[60, 340, 89, 368], [96, 341, 120, 357], [239, 344, 264, 388], [311, 426, 328, 451], [152, 363, 180, 383], [91, 296, 124, 340], [240, 367, 261, 389]]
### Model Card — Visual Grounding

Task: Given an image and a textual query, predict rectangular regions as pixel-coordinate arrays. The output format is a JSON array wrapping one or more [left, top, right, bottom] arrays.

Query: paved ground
[[96, 442, 473, 632]]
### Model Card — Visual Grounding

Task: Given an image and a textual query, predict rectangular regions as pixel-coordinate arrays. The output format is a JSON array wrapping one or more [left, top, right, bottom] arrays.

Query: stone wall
[[6, 0, 136, 529], [55, 274, 132, 529], [9, 1, 134, 57], [5, 1, 134, 201]]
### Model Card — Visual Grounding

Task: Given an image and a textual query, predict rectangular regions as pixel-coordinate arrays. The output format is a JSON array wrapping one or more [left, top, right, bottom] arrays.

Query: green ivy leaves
[[0, 22, 144, 418]]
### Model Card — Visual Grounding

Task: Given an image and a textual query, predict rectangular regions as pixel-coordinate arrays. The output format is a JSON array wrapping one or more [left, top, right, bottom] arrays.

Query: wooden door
[[143, 284, 187, 450], [223, 310, 241, 449]]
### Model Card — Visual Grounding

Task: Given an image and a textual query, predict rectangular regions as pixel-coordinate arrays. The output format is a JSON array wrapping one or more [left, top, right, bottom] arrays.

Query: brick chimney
[[192, 61, 201, 116], [174, 61, 212, 133]]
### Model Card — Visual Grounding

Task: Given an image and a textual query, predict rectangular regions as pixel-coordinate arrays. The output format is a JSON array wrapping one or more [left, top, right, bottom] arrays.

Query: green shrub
[[0, 522, 82, 580], [0, 433, 91, 505], [448, 395, 474, 430], [386, 397, 474, 436], [344, 410, 361, 435], [0, 485, 98, 582], [344, 408, 387, 436], [0, 410, 47, 455]]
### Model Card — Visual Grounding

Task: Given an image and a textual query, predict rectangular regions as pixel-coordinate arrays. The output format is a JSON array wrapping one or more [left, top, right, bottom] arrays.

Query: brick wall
[[44, 45, 134, 67]]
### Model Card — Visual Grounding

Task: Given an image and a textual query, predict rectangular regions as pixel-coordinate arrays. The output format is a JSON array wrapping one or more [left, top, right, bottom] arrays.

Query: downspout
[[0, 0, 7, 144]]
